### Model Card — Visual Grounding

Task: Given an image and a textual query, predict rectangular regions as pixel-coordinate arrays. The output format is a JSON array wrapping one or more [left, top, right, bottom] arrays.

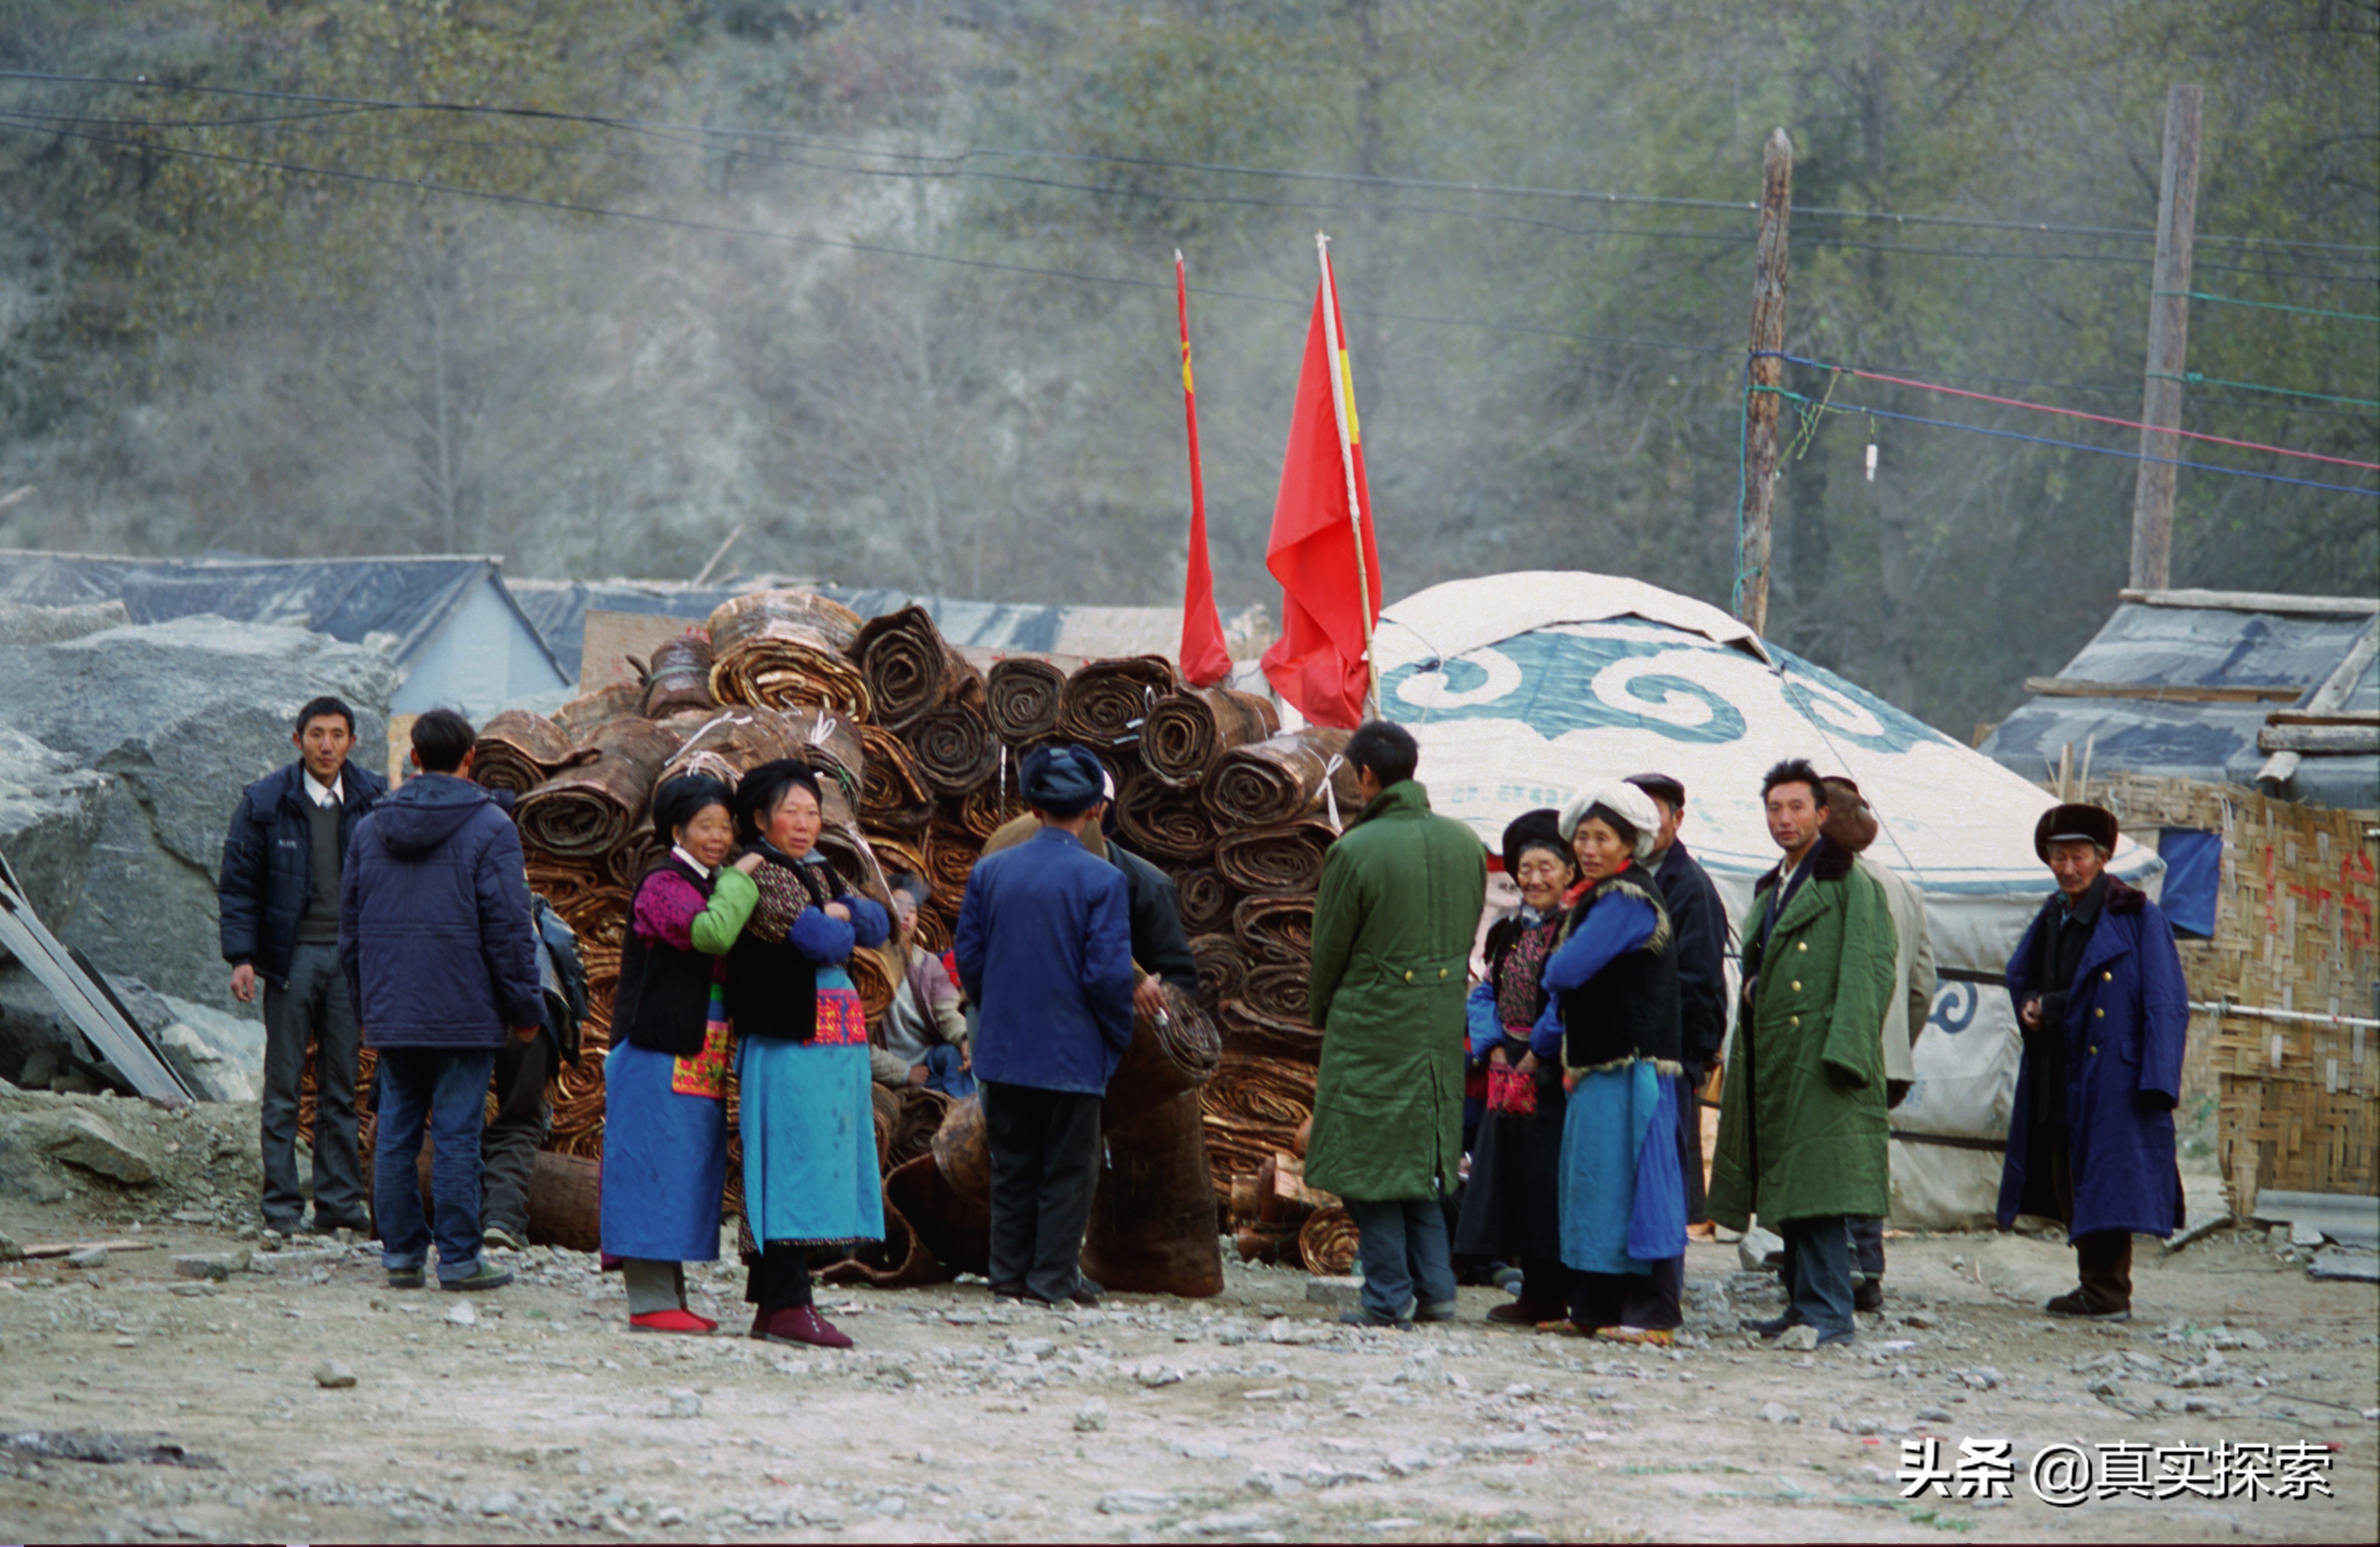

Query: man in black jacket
[[1626, 773, 1730, 1227], [217, 696, 387, 1236]]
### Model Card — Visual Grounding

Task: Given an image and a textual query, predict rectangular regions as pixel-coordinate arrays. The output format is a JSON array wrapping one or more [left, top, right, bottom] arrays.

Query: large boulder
[[0, 616, 396, 1010], [0, 724, 113, 927]]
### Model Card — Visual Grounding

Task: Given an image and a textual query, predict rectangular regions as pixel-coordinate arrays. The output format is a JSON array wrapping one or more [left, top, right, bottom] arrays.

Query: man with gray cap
[[955, 743, 1137, 1307]]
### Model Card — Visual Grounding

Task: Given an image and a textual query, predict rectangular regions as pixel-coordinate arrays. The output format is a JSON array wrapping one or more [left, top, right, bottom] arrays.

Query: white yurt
[[1371, 572, 2163, 1226]]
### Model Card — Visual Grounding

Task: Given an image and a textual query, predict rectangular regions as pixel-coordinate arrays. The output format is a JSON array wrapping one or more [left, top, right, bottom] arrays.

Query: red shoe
[[757, 1305, 852, 1349], [629, 1308, 712, 1335], [682, 1308, 720, 1332]]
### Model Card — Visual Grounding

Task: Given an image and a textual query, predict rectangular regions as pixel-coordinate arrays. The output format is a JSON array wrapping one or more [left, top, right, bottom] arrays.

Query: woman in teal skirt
[[725, 760, 891, 1349]]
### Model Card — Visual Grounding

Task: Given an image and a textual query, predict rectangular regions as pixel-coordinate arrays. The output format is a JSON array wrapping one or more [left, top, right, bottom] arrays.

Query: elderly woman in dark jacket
[[729, 760, 892, 1350], [1453, 810, 1579, 1325]]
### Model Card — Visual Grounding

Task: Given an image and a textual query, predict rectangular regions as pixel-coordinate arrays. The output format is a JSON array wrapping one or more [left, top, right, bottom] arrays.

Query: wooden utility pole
[[2130, 84, 2203, 591], [1738, 127, 1794, 637]]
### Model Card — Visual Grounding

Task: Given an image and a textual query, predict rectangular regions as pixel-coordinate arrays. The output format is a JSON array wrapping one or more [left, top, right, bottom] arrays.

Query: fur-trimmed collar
[[1753, 833, 1854, 893], [1574, 868, 1675, 960]]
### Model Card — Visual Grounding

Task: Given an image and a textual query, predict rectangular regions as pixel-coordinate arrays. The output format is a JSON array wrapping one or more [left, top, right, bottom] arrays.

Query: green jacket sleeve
[[689, 867, 760, 956], [1307, 844, 1360, 1029], [1822, 868, 1898, 1088]]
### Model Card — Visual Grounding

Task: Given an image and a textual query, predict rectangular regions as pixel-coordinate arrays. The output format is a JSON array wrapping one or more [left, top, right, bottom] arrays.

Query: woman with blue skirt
[[727, 760, 891, 1349], [1528, 780, 1689, 1345], [600, 774, 759, 1334]]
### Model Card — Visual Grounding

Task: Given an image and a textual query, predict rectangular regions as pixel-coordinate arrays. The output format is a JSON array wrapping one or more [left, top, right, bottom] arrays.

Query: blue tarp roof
[[1981, 599, 2378, 807]]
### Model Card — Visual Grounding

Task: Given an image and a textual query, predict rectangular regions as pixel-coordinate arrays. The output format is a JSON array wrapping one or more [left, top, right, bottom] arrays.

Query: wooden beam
[[2023, 676, 2304, 703], [2266, 709, 2380, 728], [2256, 724, 2380, 755], [2258, 619, 2378, 788], [2120, 587, 2379, 618], [1736, 127, 1793, 639]]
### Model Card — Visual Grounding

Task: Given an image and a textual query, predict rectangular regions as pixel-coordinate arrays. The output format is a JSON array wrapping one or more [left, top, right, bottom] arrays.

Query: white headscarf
[[1558, 780, 1662, 862]]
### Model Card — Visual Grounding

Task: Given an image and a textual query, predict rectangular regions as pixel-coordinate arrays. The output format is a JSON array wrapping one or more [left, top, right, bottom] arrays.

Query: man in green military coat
[[1305, 721, 1488, 1328], [1708, 758, 1896, 1346]]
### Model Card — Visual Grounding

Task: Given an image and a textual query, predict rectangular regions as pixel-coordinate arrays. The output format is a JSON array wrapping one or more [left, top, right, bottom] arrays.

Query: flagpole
[[1314, 232, 1380, 720]]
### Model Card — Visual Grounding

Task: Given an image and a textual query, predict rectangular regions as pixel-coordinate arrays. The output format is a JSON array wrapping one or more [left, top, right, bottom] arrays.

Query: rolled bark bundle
[[932, 1094, 992, 1205], [1242, 961, 1311, 1026], [472, 709, 580, 795], [1188, 932, 1246, 1012], [886, 1150, 990, 1277], [656, 703, 805, 790], [1216, 999, 1324, 1062], [857, 726, 934, 832], [813, 823, 893, 913], [864, 832, 930, 889], [850, 604, 969, 732], [705, 589, 873, 719], [985, 654, 1081, 743], [909, 702, 999, 795], [547, 1053, 608, 1151], [1233, 1227, 1303, 1266], [888, 1085, 953, 1169], [1101, 979, 1222, 1128], [1081, 1089, 1224, 1298], [1299, 1205, 1360, 1277], [1202, 1126, 1279, 1193], [1174, 867, 1237, 936], [1202, 1052, 1317, 1128], [604, 830, 662, 889], [1115, 773, 1217, 864], [1141, 687, 1280, 788], [552, 682, 644, 742], [923, 824, 981, 921], [911, 904, 952, 956], [816, 1183, 941, 1290], [1201, 728, 1359, 829], [517, 717, 682, 860], [771, 704, 866, 790], [640, 631, 717, 720], [1233, 893, 1316, 965], [555, 883, 631, 958], [1214, 820, 1338, 896], [847, 943, 898, 1028], [526, 857, 606, 918], [1058, 655, 1177, 748]]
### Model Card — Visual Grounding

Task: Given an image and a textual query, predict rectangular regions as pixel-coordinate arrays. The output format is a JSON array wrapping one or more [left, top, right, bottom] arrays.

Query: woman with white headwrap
[[1523, 780, 1690, 1343]]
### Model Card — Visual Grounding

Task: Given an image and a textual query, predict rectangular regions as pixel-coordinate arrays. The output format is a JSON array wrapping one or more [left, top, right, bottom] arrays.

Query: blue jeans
[[1346, 1196, 1456, 1322], [1779, 1214, 1856, 1338], [374, 1047, 498, 1281]]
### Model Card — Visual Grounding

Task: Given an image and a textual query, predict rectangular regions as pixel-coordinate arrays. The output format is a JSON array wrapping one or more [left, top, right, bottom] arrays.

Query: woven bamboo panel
[[2070, 773, 2379, 1214]]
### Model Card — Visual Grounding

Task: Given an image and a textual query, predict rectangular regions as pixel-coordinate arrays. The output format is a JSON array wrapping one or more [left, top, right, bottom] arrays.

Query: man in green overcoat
[[1304, 721, 1488, 1328], [1708, 758, 1896, 1346]]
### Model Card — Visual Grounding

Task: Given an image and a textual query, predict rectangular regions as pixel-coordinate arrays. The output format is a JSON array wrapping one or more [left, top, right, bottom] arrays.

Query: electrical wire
[[2154, 289, 2380, 324], [1766, 352, 2380, 471], [5, 67, 2375, 256], [1752, 385, 2380, 498], [2149, 371, 2379, 411]]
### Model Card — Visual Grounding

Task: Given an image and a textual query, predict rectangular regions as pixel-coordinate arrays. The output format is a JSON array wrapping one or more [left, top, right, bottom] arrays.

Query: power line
[[2150, 370, 2379, 411], [1752, 383, 2380, 498], [2156, 289, 2380, 324], [1766, 351, 2380, 469], [0, 116, 1733, 362], [5, 67, 2375, 256]]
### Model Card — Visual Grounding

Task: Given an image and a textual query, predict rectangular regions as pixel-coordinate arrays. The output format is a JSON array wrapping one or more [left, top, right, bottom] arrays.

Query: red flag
[[1175, 252, 1232, 688], [1259, 243, 1381, 729]]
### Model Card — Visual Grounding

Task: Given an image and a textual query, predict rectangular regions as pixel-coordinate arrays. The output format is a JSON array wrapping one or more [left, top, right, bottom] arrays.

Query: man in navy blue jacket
[[217, 695, 387, 1236], [955, 743, 1135, 1307], [341, 709, 544, 1292]]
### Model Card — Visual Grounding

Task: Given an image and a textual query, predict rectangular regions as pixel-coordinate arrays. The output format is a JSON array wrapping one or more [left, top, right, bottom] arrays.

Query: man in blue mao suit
[[1998, 803, 2189, 1321]]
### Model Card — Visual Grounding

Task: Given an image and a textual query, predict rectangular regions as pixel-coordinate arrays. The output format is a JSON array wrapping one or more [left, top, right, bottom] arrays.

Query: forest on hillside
[[0, 0, 2373, 737]]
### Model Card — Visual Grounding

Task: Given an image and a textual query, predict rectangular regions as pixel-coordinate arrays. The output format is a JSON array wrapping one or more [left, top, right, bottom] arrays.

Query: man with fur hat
[[955, 744, 1137, 1307], [1998, 804, 2187, 1320], [1708, 759, 1897, 1347], [1820, 776, 1937, 1311], [1622, 773, 1729, 1229]]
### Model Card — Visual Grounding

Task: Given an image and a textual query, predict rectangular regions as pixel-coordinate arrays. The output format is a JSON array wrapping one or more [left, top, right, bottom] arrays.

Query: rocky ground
[[1, 1086, 2374, 1545]]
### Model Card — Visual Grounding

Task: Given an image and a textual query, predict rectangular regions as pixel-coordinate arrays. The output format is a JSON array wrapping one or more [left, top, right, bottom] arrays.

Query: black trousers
[[747, 1243, 816, 1313], [260, 943, 363, 1228], [1678, 1067, 1708, 1225], [479, 1032, 553, 1237], [2045, 1125, 2135, 1310], [981, 1079, 1103, 1303], [1571, 1255, 1683, 1331]]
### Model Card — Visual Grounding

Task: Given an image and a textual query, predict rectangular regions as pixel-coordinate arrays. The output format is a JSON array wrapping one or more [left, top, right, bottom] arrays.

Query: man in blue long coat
[[1997, 803, 2189, 1321]]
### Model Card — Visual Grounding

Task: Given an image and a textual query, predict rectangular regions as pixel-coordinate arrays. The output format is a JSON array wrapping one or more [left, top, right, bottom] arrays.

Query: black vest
[[611, 856, 718, 1059], [724, 850, 838, 1043], [1556, 872, 1682, 1071]]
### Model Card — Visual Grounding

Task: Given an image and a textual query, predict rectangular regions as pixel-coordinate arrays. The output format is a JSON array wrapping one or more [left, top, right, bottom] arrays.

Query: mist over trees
[[0, 0, 2372, 738]]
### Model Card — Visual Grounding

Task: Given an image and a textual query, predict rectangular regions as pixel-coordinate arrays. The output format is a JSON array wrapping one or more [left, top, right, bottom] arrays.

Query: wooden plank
[[2120, 587, 2379, 618], [2023, 676, 2304, 703], [2266, 709, 2380, 728], [2256, 724, 2380, 754]]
